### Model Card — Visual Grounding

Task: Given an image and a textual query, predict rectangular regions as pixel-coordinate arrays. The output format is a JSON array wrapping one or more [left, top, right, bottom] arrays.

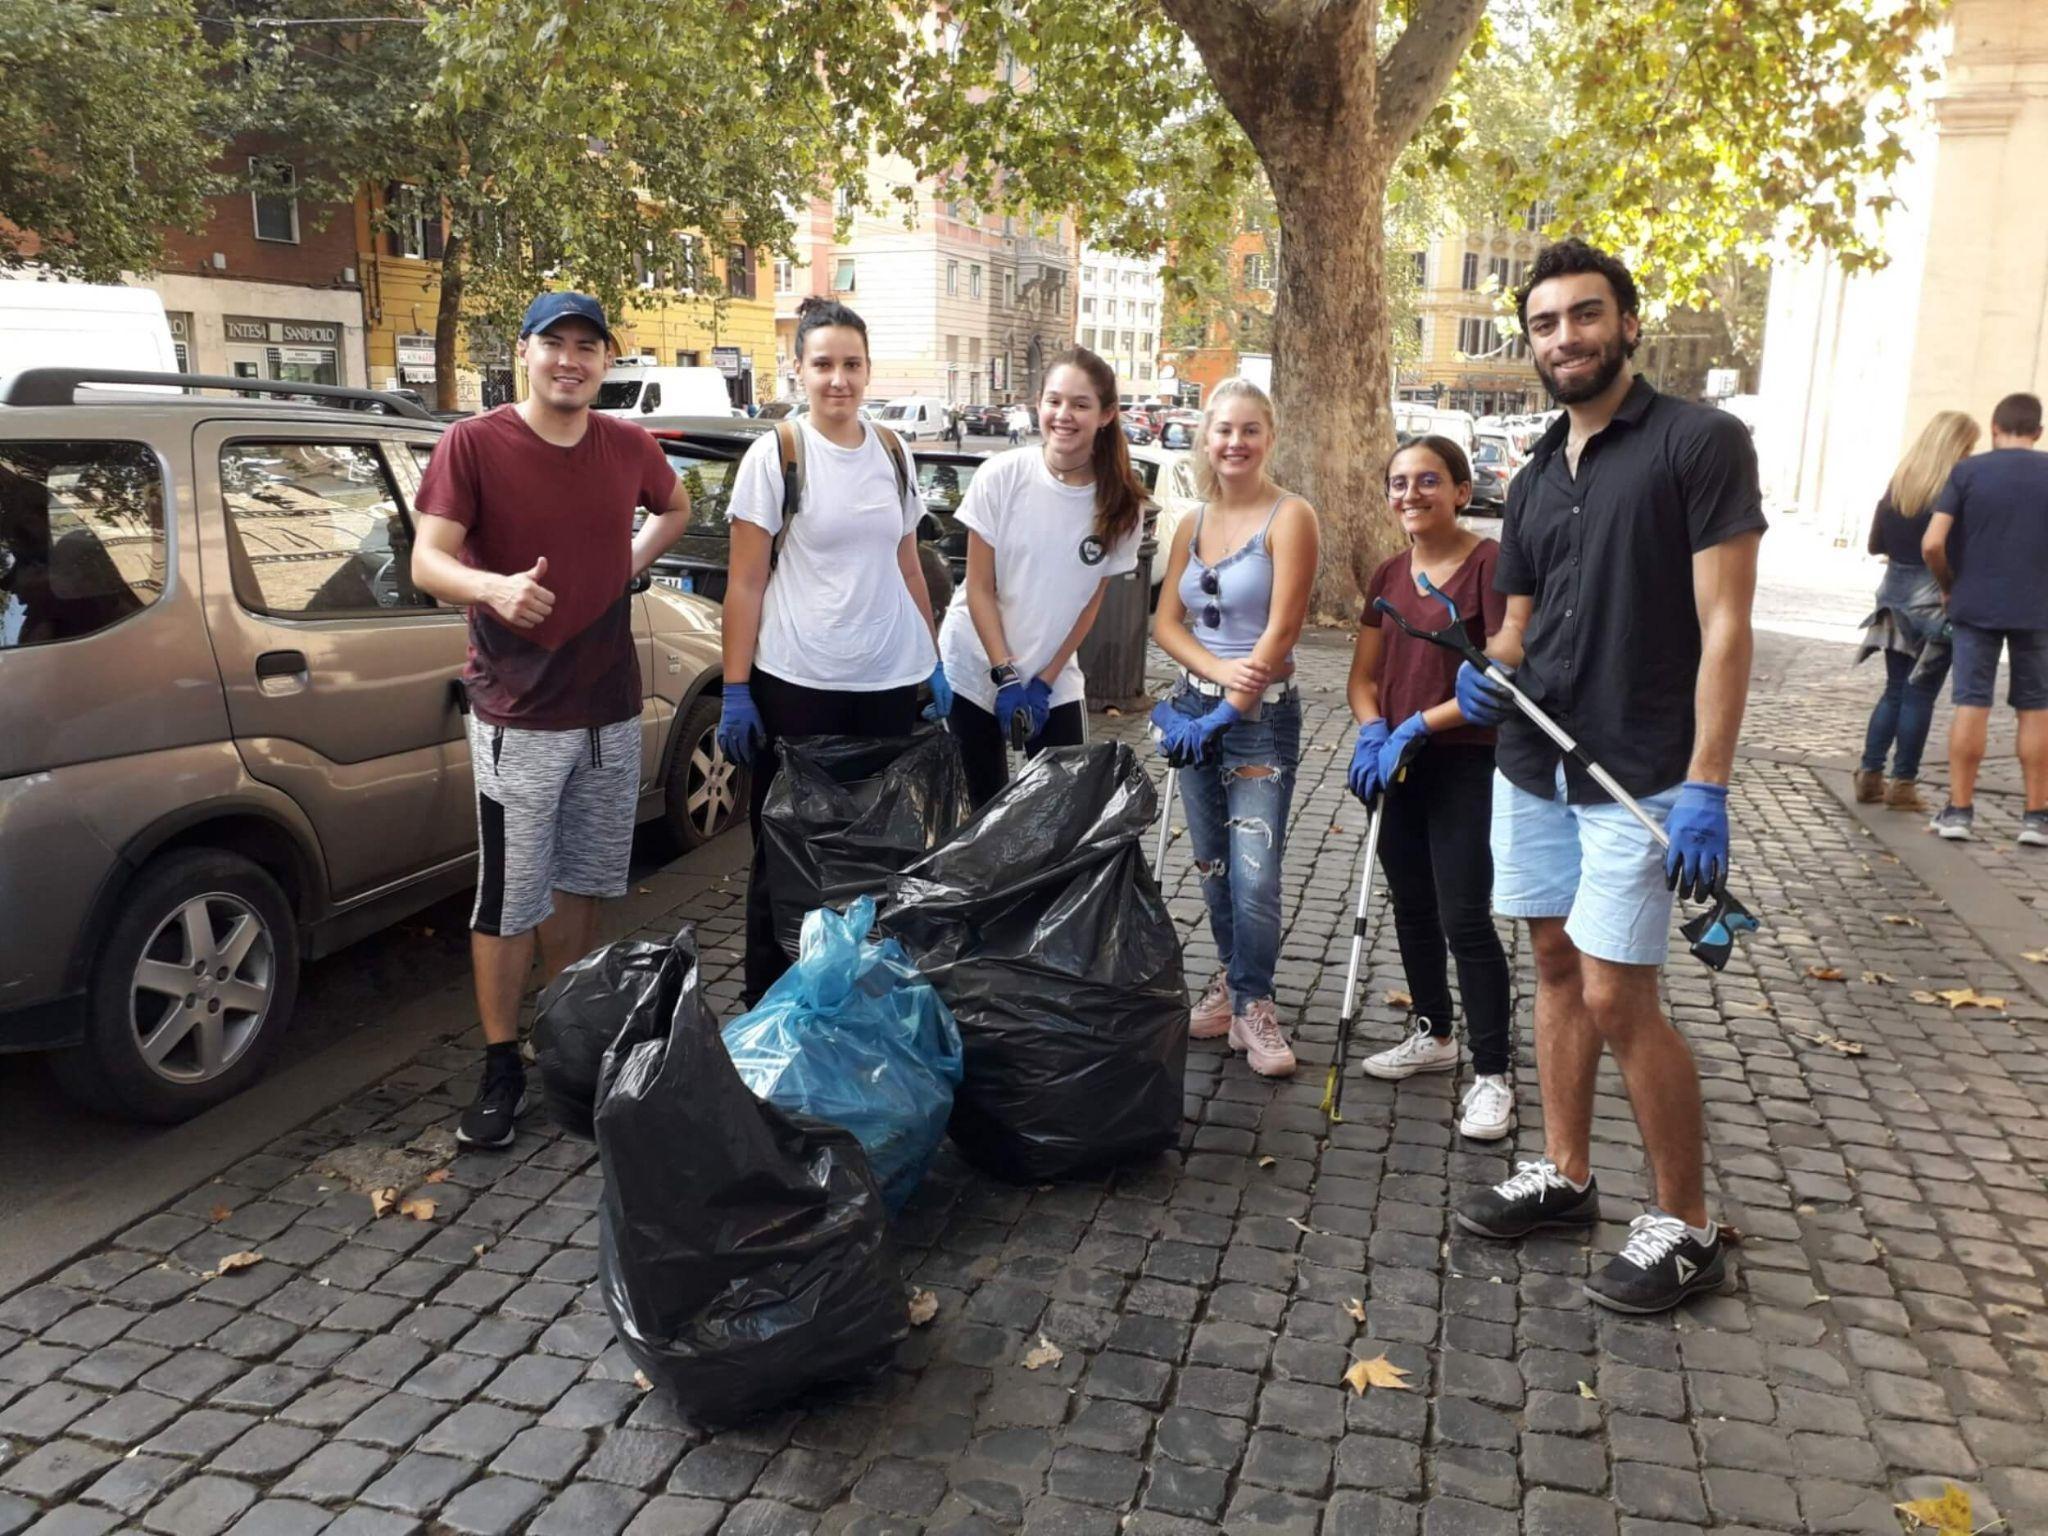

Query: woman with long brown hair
[[1854, 410, 1978, 811], [936, 347, 1148, 806]]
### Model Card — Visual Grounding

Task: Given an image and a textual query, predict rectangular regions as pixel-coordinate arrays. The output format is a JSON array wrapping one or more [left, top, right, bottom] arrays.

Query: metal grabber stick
[[1373, 574, 1762, 970], [1153, 767, 1178, 874], [1321, 794, 1386, 1124]]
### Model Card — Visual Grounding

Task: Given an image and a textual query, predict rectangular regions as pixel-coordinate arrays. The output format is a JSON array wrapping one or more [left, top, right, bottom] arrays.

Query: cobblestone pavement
[[3, 611, 2047, 1536]]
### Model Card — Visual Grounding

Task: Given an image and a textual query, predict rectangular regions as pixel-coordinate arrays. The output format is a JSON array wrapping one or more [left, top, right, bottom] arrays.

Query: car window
[[879, 405, 912, 422], [1473, 440, 1507, 465], [916, 457, 980, 515], [663, 450, 738, 532], [595, 381, 642, 411], [1130, 458, 1160, 493], [220, 442, 431, 617], [0, 440, 165, 651]]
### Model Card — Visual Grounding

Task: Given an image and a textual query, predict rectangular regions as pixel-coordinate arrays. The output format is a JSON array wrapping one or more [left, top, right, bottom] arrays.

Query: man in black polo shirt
[[1449, 240, 1767, 1314]]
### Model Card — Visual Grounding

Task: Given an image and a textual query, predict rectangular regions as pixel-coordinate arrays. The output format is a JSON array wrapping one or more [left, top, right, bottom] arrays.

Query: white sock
[[1687, 1219, 1718, 1246]]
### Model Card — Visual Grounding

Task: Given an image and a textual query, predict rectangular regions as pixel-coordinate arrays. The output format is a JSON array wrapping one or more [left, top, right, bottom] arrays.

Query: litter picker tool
[[1154, 767, 1177, 874], [1371, 575, 1761, 971], [1320, 795, 1386, 1124]]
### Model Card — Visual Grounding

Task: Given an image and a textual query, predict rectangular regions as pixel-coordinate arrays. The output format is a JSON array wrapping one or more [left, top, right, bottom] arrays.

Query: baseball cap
[[519, 291, 618, 348]]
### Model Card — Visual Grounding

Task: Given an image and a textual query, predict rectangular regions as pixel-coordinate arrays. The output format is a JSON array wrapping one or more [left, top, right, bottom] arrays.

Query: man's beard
[[1536, 335, 1627, 405]]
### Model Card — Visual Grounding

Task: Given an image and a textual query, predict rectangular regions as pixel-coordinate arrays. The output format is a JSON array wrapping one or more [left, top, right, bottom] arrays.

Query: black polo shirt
[[1494, 376, 1766, 804]]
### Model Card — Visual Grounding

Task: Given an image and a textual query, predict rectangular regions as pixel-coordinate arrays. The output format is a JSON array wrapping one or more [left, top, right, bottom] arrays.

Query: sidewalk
[[2, 623, 2046, 1536]]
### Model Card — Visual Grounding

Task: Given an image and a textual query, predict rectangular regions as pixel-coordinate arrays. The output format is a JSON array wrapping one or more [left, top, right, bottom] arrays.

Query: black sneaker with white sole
[[1455, 1159, 1600, 1239], [1583, 1212, 1734, 1314], [457, 1057, 527, 1149]]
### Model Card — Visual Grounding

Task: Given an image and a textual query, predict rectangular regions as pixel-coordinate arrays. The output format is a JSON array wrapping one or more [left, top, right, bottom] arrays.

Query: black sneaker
[[1455, 1159, 1600, 1239], [1584, 1212, 1734, 1314], [457, 1056, 526, 1149], [1929, 803, 1974, 840]]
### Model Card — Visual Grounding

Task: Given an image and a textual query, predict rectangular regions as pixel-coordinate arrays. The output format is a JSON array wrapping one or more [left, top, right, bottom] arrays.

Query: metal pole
[[1154, 767, 1177, 873]]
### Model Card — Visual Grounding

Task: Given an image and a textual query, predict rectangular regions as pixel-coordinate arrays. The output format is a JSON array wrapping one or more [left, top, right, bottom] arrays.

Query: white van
[[594, 363, 738, 419], [0, 280, 179, 384], [1393, 402, 1476, 452], [872, 396, 952, 441]]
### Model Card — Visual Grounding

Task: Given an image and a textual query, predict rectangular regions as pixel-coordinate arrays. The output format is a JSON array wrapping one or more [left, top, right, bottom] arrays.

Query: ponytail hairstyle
[[793, 295, 870, 362], [1192, 376, 1281, 502], [1043, 345, 1146, 551]]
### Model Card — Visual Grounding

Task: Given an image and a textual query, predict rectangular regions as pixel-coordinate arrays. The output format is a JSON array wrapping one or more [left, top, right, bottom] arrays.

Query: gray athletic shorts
[[468, 714, 641, 936]]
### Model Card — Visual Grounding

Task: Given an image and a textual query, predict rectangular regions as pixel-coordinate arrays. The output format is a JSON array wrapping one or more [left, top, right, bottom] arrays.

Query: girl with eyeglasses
[[1345, 434, 1515, 1140], [937, 347, 1148, 806], [1150, 377, 1320, 1078]]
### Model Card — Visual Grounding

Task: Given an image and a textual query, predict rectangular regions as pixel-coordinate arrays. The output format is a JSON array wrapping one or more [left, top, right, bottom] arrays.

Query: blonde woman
[[1854, 410, 1978, 811], [1150, 378, 1320, 1078]]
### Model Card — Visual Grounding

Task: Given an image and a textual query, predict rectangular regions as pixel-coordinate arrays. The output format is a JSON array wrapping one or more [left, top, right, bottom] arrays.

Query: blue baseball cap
[[519, 291, 618, 348]]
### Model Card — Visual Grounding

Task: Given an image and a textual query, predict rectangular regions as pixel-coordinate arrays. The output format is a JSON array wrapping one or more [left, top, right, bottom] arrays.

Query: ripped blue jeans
[[1171, 684, 1302, 1011]]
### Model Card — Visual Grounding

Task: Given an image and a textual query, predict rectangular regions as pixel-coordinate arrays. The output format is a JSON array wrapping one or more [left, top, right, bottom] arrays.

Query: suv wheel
[[662, 693, 748, 851], [53, 850, 300, 1123]]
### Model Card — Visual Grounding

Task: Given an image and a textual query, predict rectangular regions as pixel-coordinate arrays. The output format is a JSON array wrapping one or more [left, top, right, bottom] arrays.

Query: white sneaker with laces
[[1457, 1074, 1516, 1141], [1230, 998, 1296, 1077], [1189, 973, 1232, 1039], [1361, 1019, 1459, 1081]]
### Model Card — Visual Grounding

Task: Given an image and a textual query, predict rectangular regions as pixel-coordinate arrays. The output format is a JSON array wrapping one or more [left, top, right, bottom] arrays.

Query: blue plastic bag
[[723, 895, 964, 1214]]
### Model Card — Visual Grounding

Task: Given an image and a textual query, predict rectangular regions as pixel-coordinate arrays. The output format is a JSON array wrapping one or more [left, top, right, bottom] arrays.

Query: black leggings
[[743, 668, 918, 1004], [951, 695, 1087, 809], [1373, 743, 1512, 1075]]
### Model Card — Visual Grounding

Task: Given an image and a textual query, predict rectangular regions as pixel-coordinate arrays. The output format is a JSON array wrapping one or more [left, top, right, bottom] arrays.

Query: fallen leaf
[[1286, 1217, 1321, 1236], [1807, 1293, 1830, 1307], [1910, 990, 1943, 1004], [637, 886, 651, 895], [207, 1204, 232, 1223], [907, 1290, 939, 1327], [1790, 1027, 1865, 1056], [1937, 987, 2006, 1011], [398, 1198, 437, 1222], [1805, 965, 1846, 982], [215, 1251, 263, 1275], [369, 1187, 399, 1218], [1329, 823, 1346, 835], [2022, 949, 2048, 964], [1021, 1335, 1064, 1371], [1257, 1156, 1277, 1169], [1893, 1482, 1973, 1534], [1860, 971, 1895, 985], [1882, 914, 1923, 927], [1384, 990, 1413, 1008], [633, 1370, 654, 1392], [1344, 1298, 1366, 1322], [1343, 1354, 1412, 1395], [423, 1170, 449, 1185], [1577, 1380, 1597, 1400], [472, 1243, 488, 1258]]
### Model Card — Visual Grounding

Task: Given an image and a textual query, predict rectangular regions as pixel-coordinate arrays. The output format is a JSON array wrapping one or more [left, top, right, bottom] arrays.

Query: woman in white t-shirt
[[939, 347, 1147, 806], [717, 296, 944, 1002]]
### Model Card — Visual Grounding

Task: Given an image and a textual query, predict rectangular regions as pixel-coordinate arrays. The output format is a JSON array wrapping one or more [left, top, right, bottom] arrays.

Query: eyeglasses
[[1387, 472, 1446, 497], [1198, 567, 1222, 628]]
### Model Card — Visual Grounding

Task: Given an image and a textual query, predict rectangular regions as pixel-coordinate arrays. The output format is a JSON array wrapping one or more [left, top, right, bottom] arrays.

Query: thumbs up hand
[[489, 556, 556, 629]]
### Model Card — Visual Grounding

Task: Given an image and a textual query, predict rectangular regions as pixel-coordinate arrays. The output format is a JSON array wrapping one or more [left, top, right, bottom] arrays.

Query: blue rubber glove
[[716, 682, 765, 767], [1377, 712, 1431, 787], [996, 681, 1032, 742], [1148, 698, 1240, 767], [1663, 780, 1730, 902], [1455, 660, 1515, 727], [1348, 720, 1391, 802], [923, 662, 954, 722], [1022, 677, 1053, 743]]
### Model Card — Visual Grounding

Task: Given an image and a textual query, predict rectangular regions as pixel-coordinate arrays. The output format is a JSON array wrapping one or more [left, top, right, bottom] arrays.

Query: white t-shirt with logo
[[938, 446, 1142, 713], [727, 420, 936, 691]]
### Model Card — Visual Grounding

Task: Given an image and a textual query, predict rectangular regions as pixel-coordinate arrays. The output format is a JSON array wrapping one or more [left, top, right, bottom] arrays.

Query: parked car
[[870, 396, 953, 442], [1120, 418, 1156, 446], [1468, 434, 1512, 513], [959, 404, 1007, 437], [1125, 443, 1195, 596], [0, 368, 735, 1122], [755, 400, 809, 422]]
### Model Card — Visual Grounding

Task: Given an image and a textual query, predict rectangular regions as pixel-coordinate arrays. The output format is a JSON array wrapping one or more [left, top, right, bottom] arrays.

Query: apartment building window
[[969, 337, 981, 366], [1243, 253, 1271, 290], [1457, 317, 1496, 355], [1512, 260, 1529, 289], [835, 184, 855, 218], [1083, 265, 1096, 284], [1140, 332, 1153, 358], [676, 350, 700, 366], [250, 158, 299, 244], [635, 241, 658, 290], [676, 236, 701, 291], [946, 335, 959, 363], [1082, 296, 1095, 316], [970, 264, 982, 298], [947, 260, 959, 296], [1138, 361, 1152, 380], [727, 246, 758, 300], [1003, 272, 1014, 306], [1409, 316, 1425, 346], [1487, 256, 1511, 291], [1082, 327, 1096, 349], [1142, 302, 1154, 321], [1121, 330, 1135, 355], [1410, 251, 1428, 287], [833, 257, 856, 292], [774, 257, 795, 293], [1460, 253, 1479, 291]]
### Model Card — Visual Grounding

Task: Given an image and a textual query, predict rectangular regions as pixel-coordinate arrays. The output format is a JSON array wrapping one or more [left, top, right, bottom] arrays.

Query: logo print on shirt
[[1078, 536, 1106, 566]]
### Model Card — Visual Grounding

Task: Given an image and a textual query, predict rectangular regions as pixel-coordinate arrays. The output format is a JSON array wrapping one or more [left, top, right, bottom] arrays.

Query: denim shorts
[[1950, 623, 2048, 710], [1490, 765, 1682, 968]]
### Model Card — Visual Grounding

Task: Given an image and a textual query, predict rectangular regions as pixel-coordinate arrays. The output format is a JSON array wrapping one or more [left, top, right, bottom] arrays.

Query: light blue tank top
[[1178, 496, 1290, 663]]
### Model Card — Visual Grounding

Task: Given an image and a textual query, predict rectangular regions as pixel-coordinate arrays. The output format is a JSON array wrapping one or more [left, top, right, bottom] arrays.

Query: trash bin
[[1078, 535, 1156, 709]]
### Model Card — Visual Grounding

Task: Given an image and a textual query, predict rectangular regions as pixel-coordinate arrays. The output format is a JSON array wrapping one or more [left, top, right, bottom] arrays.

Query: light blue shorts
[[1490, 765, 1681, 967]]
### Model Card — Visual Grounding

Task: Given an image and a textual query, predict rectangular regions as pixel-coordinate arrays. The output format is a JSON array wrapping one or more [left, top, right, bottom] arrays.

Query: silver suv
[[0, 369, 737, 1121]]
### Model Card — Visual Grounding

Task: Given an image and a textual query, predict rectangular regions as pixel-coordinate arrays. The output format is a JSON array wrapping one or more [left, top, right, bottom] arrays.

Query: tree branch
[[1374, 0, 1490, 147]]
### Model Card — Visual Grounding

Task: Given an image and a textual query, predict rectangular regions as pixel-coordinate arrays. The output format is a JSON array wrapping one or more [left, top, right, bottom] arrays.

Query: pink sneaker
[[1230, 998, 1296, 1078], [1189, 973, 1232, 1039]]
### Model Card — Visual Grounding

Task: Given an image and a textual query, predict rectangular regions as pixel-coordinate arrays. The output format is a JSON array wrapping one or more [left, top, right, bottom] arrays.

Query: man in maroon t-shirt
[[413, 292, 690, 1148]]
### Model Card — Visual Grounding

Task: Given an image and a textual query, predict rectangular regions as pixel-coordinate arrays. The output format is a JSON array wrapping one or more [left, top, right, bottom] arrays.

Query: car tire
[[52, 850, 300, 1123], [661, 692, 749, 852]]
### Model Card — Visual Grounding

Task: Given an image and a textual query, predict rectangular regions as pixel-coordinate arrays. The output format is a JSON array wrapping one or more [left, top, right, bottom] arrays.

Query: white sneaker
[[1189, 973, 1232, 1039], [1458, 1074, 1517, 1141], [1230, 998, 1296, 1078], [1361, 1019, 1459, 1081]]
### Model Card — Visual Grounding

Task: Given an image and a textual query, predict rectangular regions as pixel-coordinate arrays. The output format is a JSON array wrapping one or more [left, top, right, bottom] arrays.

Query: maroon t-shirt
[[415, 406, 678, 731], [1362, 541, 1506, 748]]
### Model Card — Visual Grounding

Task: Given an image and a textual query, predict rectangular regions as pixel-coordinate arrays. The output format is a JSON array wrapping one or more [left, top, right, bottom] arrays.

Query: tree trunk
[[434, 231, 467, 415]]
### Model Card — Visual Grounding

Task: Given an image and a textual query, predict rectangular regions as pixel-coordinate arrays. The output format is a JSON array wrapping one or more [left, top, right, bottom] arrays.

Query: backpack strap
[[770, 420, 805, 571], [873, 423, 912, 507]]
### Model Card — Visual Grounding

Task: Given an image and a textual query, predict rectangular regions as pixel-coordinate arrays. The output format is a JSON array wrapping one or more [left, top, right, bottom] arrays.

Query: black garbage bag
[[760, 726, 972, 962], [881, 742, 1188, 1182], [592, 926, 907, 1423], [532, 938, 670, 1138]]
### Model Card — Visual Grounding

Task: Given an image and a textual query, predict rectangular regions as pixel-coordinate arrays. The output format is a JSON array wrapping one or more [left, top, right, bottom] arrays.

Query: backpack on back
[[770, 420, 914, 571]]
